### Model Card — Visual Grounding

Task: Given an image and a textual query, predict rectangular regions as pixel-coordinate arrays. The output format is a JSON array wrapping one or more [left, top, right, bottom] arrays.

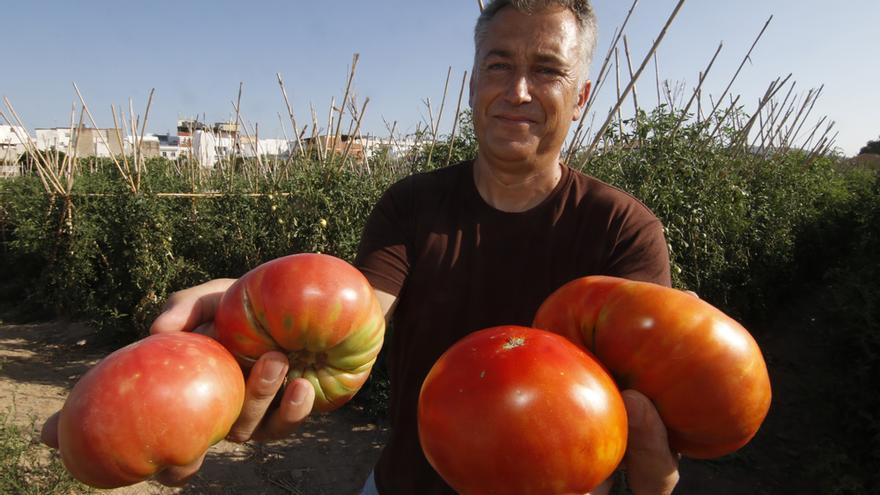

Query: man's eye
[[537, 67, 562, 76], [487, 63, 510, 71]]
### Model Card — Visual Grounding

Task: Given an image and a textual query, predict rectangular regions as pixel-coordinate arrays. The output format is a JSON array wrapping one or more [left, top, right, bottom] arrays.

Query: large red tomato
[[418, 326, 627, 495], [533, 276, 772, 459], [58, 332, 246, 488], [214, 253, 385, 412]]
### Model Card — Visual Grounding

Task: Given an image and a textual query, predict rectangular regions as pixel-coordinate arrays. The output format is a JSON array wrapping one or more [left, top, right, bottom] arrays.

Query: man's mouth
[[494, 114, 536, 124]]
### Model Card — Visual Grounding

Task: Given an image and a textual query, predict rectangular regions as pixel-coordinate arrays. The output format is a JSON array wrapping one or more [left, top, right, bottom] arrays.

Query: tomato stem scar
[[502, 336, 526, 350]]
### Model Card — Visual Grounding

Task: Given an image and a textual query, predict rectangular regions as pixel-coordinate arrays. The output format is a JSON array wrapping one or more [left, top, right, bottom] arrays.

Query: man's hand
[[620, 390, 680, 495], [41, 278, 316, 487], [588, 390, 679, 495]]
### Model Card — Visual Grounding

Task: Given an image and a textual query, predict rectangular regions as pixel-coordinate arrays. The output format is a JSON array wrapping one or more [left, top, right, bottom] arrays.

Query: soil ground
[[0, 320, 387, 495], [0, 286, 842, 494]]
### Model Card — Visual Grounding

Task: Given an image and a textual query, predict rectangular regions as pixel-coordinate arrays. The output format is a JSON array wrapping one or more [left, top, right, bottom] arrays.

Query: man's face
[[470, 6, 591, 168]]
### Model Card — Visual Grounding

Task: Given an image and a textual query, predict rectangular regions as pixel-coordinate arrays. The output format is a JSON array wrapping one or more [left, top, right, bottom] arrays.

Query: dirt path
[[0, 320, 387, 495]]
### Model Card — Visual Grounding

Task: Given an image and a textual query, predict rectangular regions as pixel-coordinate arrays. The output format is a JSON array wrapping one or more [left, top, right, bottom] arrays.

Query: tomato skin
[[58, 332, 245, 488], [533, 276, 772, 459], [214, 253, 385, 412], [418, 326, 627, 495]]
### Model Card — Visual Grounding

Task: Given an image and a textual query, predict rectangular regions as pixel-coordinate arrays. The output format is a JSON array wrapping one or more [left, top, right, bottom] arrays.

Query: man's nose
[[504, 73, 532, 104]]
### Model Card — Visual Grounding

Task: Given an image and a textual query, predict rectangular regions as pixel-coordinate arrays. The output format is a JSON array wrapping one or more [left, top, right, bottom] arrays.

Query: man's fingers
[[150, 279, 235, 335], [622, 390, 673, 454], [154, 452, 206, 487], [621, 389, 679, 495], [41, 411, 60, 449], [226, 352, 289, 443], [251, 378, 315, 442]]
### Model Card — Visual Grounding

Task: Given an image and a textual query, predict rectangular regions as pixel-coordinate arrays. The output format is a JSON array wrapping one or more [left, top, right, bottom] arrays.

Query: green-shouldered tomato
[[214, 253, 385, 412]]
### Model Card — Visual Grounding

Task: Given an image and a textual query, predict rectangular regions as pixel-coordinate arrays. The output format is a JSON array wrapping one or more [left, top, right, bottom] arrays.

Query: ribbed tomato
[[418, 326, 627, 495], [214, 253, 385, 412], [533, 276, 771, 459], [58, 332, 245, 488]]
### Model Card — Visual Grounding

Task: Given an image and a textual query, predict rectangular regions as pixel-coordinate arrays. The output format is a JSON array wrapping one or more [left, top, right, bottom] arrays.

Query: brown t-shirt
[[355, 160, 671, 494]]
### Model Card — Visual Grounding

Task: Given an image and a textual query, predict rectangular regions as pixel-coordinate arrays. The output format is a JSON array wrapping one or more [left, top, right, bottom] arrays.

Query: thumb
[[41, 411, 60, 449], [150, 279, 233, 334]]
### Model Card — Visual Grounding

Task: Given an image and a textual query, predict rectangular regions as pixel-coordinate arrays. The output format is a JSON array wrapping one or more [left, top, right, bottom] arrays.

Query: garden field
[[1, 63, 878, 492]]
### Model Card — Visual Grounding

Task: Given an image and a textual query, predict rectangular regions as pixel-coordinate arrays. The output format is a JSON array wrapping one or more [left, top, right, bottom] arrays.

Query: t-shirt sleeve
[[354, 180, 413, 297], [605, 216, 672, 288]]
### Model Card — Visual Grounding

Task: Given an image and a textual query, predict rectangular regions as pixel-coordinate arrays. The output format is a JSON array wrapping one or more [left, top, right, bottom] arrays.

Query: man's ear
[[572, 79, 592, 121]]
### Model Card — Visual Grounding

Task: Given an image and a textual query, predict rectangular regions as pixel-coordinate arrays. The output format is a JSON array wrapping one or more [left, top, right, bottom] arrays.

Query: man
[[43, 1, 680, 493]]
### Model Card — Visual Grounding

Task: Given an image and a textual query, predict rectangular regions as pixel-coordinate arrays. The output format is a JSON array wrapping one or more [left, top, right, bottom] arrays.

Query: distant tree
[[860, 136, 880, 155]]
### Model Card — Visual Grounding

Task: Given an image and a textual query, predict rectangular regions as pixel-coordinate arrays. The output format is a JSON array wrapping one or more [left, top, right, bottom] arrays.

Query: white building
[[359, 133, 419, 160], [0, 125, 29, 176], [35, 128, 72, 152], [240, 137, 293, 158], [1, 125, 29, 159], [158, 134, 182, 160], [125, 134, 182, 160]]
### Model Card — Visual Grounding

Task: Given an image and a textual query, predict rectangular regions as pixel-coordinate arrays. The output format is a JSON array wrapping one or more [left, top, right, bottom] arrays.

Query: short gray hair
[[474, 0, 598, 86]]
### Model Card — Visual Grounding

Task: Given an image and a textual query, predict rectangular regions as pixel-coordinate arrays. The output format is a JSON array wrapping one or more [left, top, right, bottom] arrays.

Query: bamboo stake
[[333, 54, 360, 162], [0, 109, 54, 192], [767, 95, 797, 151], [233, 82, 243, 165], [426, 67, 452, 166], [72, 83, 135, 192], [340, 97, 370, 167], [325, 96, 336, 164], [787, 85, 823, 149], [653, 51, 662, 108], [672, 42, 723, 134], [63, 103, 83, 191], [110, 105, 131, 182], [708, 94, 740, 141], [566, 0, 640, 161], [614, 48, 624, 140], [136, 88, 155, 190], [130, 99, 137, 178], [309, 103, 321, 162], [1, 101, 65, 194], [276, 73, 305, 156], [445, 70, 469, 167], [584, 0, 688, 158], [734, 74, 791, 151], [622, 36, 639, 122], [383, 118, 403, 167], [765, 80, 796, 149], [802, 116, 829, 151], [755, 101, 773, 153], [707, 16, 773, 120], [381, 119, 397, 169]]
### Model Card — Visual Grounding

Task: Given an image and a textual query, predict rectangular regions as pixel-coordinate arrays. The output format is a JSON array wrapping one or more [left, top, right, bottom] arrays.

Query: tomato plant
[[418, 326, 627, 495], [214, 253, 385, 412], [58, 332, 246, 488], [533, 275, 772, 459]]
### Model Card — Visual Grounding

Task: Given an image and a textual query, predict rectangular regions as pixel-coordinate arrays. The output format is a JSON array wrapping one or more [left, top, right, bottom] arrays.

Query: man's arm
[[374, 288, 398, 324]]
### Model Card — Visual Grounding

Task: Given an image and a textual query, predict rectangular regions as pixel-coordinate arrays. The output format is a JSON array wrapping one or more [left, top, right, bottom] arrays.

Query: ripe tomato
[[533, 276, 772, 459], [58, 332, 246, 488], [214, 253, 385, 412], [418, 326, 627, 495]]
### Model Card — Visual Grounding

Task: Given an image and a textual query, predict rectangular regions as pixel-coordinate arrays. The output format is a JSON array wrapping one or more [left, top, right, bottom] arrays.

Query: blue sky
[[3, 0, 877, 155]]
